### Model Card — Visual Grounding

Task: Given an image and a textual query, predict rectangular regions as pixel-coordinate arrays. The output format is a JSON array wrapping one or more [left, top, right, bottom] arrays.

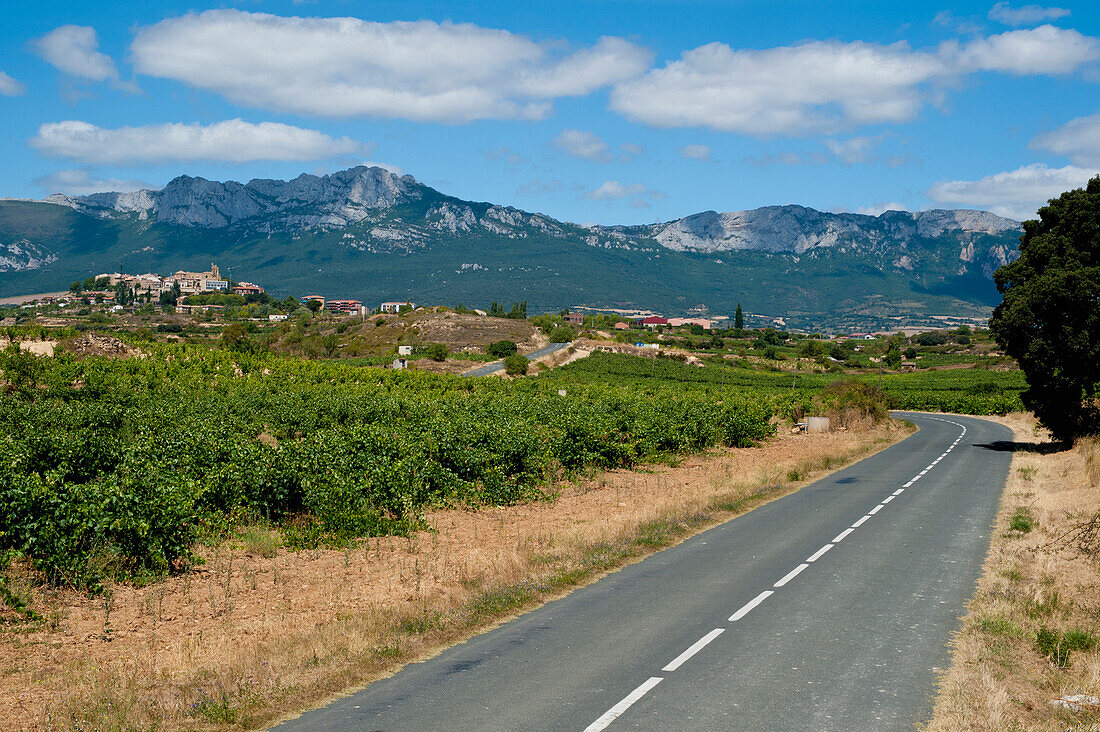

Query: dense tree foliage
[[990, 177, 1100, 441], [487, 340, 518, 358]]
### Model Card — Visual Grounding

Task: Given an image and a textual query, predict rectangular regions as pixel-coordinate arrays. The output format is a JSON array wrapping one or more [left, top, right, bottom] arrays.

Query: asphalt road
[[275, 412, 1013, 731], [461, 342, 573, 377]]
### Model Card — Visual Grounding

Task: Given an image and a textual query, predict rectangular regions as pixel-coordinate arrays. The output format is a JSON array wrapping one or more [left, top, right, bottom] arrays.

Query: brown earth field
[[927, 414, 1100, 731], [1, 421, 912, 730]]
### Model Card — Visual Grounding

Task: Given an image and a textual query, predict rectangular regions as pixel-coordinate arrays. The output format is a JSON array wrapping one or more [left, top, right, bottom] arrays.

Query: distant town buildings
[[380, 301, 415, 313], [562, 312, 585, 325], [232, 282, 265, 296], [325, 299, 363, 314], [94, 263, 230, 297]]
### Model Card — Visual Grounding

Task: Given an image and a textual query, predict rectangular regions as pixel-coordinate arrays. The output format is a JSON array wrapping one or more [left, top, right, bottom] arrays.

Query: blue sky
[[2, 0, 1099, 224]]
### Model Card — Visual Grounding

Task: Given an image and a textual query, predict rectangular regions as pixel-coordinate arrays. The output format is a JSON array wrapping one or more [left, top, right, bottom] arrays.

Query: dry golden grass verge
[[0, 421, 910, 731], [926, 413, 1100, 731]]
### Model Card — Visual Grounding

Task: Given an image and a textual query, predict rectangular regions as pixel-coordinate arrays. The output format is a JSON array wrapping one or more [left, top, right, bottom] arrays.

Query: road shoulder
[[926, 413, 1100, 730]]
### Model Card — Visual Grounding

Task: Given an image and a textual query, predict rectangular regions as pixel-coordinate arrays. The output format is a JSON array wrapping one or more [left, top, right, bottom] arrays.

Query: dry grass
[[927, 413, 1100, 731], [0, 422, 909, 731]]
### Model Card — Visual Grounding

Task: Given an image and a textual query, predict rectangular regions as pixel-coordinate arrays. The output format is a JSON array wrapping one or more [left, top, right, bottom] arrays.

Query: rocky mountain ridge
[[44, 166, 421, 231], [1, 164, 1027, 329]]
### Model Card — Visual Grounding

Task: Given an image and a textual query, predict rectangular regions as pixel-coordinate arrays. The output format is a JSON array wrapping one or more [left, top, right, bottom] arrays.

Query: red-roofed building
[[637, 316, 668, 328]]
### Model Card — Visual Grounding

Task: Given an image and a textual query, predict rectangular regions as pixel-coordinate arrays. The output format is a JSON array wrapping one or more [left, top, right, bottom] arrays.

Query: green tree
[[989, 176, 1100, 441], [548, 325, 576, 343], [424, 343, 449, 361], [884, 336, 902, 369], [305, 299, 323, 313], [487, 340, 518, 358], [503, 353, 528, 376], [735, 303, 744, 332]]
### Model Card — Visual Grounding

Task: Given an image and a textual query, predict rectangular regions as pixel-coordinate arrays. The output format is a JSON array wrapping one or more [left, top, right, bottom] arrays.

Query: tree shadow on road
[[973, 440, 1069, 455]]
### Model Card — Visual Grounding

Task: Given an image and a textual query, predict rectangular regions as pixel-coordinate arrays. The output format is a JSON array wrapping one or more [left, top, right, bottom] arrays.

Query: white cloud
[[824, 136, 882, 164], [619, 142, 645, 162], [516, 178, 563, 195], [33, 26, 119, 82], [853, 201, 910, 216], [361, 160, 405, 175], [933, 10, 985, 35], [0, 71, 23, 96], [678, 144, 713, 161], [130, 10, 650, 123], [484, 146, 529, 167], [584, 180, 666, 201], [610, 27, 1099, 135], [926, 163, 1098, 220], [950, 25, 1099, 74], [1030, 112, 1100, 166], [988, 2, 1070, 26], [554, 129, 612, 162], [31, 119, 365, 165], [35, 168, 153, 195], [610, 40, 946, 135]]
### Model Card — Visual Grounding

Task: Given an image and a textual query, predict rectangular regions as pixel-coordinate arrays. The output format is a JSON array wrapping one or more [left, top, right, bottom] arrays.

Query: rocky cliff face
[[634, 205, 1020, 255], [37, 165, 1021, 277], [0, 239, 58, 272], [45, 166, 422, 231]]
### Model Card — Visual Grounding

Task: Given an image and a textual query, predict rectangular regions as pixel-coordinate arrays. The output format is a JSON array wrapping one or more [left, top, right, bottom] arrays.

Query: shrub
[[815, 380, 888, 427], [503, 354, 528, 376], [424, 343, 449, 362], [487, 340, 518, 358], [1036, 625, 1095, 667], [916, 331, 949, 346], [1009, 507, 1036, 533], [547, 326, 576, 343]]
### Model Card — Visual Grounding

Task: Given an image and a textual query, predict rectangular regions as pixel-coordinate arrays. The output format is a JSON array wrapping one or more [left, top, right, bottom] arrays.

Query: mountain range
[[0, 165, 1022, 330]]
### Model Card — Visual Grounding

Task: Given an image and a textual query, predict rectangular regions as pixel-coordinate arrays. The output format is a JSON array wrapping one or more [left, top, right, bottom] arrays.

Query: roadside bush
[[815, 380, 889, 428], [547, 326, 576, 343], [503, 354, 528, 376], [1035, 625, 1096, 667], [487, 340, 518, 358]]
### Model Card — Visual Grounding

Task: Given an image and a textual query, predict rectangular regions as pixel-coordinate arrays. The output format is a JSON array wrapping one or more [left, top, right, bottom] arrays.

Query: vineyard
[[0, 345, 774, 589], [544, 352, 1026, 417]]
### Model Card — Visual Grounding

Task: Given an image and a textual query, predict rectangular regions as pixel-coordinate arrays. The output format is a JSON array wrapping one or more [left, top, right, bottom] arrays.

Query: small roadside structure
[[392, 357, 409, 370], [397, 345, 413, 356]]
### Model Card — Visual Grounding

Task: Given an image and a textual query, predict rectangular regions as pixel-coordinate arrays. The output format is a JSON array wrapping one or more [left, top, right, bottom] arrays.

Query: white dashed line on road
[[661, 629, 725, 672]]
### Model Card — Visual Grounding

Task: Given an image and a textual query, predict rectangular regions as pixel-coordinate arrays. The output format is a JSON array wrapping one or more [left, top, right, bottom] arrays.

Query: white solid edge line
[[852, 514, 872, 527], [661, 628, 725, 672], [806, 543, 834, 562], [584, 676, 665, 732], [881, 495, 895, 504], [730, 590, 773, 622], [774, 563, 810, 588], [833, 528, 855, 543]]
